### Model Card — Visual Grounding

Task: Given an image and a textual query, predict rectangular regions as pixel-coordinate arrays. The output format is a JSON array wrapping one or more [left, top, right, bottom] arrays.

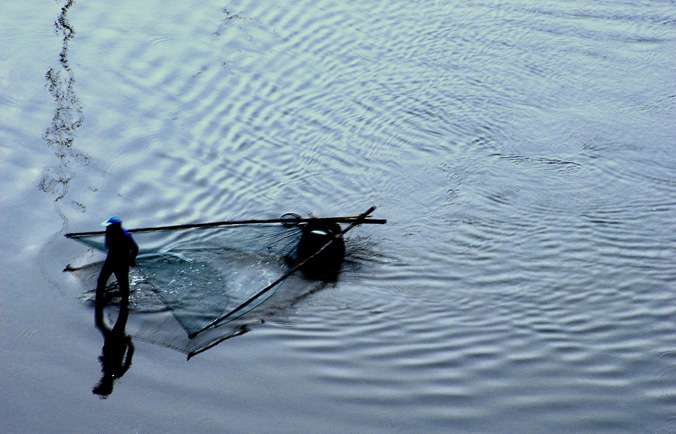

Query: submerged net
[[67, 222, 307, 355]]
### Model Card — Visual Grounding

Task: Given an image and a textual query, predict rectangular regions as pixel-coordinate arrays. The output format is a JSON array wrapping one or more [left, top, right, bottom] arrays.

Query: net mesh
[[68, 223, 307, 355]]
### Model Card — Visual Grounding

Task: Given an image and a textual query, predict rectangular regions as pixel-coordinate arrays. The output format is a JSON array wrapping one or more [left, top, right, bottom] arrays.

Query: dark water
[[2, 1, 676, 433]]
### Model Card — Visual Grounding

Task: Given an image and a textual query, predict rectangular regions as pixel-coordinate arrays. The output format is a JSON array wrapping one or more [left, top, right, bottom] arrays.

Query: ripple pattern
[[19, 0, 676, 432]]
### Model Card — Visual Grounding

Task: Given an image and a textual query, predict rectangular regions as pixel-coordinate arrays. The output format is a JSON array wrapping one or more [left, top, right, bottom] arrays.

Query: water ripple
[[20, 0, 676, 432]]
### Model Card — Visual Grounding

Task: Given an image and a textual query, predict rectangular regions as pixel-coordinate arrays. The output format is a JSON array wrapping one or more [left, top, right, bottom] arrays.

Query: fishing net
[[67, 222, 311, 356], [66, 208, 381, 356]]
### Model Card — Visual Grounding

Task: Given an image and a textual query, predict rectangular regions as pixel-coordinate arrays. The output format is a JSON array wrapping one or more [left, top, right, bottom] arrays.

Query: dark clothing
[[104, 225, 138, 266], [296, 220, 345, 280], [93, 222, 138, 398], [97, 261, 131, 301], [96, 224, 138, 301]]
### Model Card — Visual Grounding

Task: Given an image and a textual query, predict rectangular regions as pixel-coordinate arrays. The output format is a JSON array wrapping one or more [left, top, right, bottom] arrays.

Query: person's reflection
[[92, 284, 134, 398]]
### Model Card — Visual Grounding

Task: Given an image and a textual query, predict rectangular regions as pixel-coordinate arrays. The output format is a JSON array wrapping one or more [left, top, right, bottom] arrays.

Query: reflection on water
[[92, 284, 134, 398]]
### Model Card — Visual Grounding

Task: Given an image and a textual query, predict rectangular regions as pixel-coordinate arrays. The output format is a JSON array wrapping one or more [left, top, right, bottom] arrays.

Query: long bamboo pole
[[65, 213, 386, 238]]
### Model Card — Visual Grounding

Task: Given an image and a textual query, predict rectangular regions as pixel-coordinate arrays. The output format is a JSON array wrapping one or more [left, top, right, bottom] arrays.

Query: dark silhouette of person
[[92, 216, 138, 398], [296, 220, 345, 280], [96, 216, 138, 302]]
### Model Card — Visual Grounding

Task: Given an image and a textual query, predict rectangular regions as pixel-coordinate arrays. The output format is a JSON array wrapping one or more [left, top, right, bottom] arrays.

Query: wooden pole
[[65, 214, 386, 238]]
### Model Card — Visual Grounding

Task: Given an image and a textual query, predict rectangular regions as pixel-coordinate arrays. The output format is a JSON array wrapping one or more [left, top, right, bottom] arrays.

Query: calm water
[[2, 0, 676, 432]]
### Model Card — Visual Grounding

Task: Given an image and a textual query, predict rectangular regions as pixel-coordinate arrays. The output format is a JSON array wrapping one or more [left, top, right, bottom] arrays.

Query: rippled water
[[2, 0, 676, 433]]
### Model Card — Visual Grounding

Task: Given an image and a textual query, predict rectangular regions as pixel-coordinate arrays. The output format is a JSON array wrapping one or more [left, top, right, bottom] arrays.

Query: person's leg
[[95, 260, 114, 330], [96, 260, 114, 300], [113, 265, 130, 309]]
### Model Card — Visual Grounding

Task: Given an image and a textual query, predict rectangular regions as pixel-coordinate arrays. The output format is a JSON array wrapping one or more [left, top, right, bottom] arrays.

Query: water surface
[[2, 1, 676, 433]]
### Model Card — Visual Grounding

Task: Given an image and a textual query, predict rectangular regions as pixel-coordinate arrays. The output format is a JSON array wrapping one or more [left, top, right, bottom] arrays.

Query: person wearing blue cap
[[93, 216, 137, 398], [96, 216, 139, 306]]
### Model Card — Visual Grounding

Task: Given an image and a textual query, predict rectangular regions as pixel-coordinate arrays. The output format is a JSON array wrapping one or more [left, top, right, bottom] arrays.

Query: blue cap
[[101, 216, 122, 226]]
